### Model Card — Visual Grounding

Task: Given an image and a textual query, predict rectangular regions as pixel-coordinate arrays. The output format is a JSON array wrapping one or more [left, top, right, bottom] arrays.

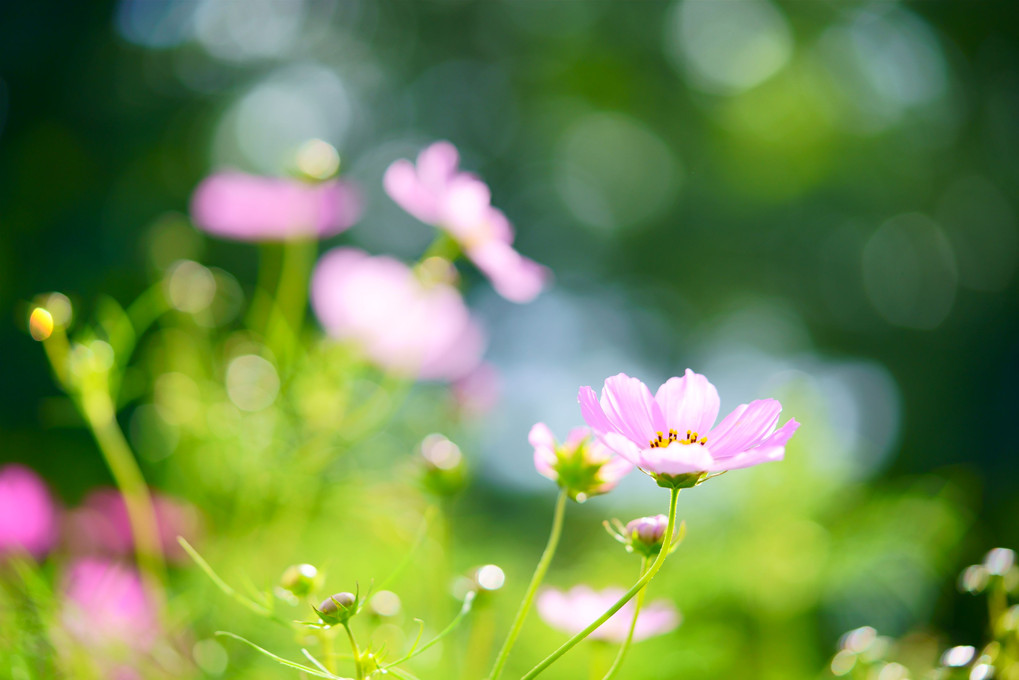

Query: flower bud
[[316, 591, 358, 626], [959, 564, 990, 595], [983, 548, 1015, 576], [280, 564, 321, 598], [627, 515, 668, 546]]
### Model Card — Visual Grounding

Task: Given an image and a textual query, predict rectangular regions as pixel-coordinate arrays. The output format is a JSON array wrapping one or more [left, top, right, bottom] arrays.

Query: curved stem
[[520, 488, 680, 680], [488, 489, 569, 680], [601, 556, 649, 680]]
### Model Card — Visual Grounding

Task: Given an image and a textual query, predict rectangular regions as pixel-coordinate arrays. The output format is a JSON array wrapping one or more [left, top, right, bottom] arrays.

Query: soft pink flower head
[[190, 171, 361, 242], [63, 488, 200, 564], [529, 423, 633, 501], [311, 248, 486, 381], [0, 464, 58, 560], [537, 585, 679, 643], [579, 370, 799, 487], [383, 141, 549, 303], [61, 557, 159, 652]]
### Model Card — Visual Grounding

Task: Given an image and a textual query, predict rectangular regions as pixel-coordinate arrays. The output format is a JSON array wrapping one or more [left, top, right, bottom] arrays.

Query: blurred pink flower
[[579, 370, 799, 483], [190, 171, 361, 241], [64, 488, 200, 564], [61, 557, 159, 652], [529, 423, 632, 500], [0, 464, 58, 560], [537, 585, 679, 643], [384, 141, 549, 303], [311, 247, 486, 381], [451, 362, 501, 417]]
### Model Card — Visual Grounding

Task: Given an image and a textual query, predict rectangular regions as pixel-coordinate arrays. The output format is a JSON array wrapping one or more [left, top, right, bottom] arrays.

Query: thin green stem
[[488, 489, 570, 680], [601, 556, 650, 680], [342, 623, 364, 680], [265, 238, 316, 369], [521, 488, 680, 680], [83, 384, 167, 598]]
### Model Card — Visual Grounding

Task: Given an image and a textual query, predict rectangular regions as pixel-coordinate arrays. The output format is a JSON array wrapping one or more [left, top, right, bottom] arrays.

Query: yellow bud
[[29, 307, 54, 341]]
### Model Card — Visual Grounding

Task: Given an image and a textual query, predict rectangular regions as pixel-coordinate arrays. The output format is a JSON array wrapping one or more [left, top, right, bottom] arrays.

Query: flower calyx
[[605, 515, 686, 558], [314, 589, 361, 627]]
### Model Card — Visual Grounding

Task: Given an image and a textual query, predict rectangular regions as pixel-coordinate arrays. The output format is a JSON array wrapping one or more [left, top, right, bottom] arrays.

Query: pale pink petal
[[416, 141, 460, 190], [579, 386, 613, 435], [528, 423, 556, 451], [599, 374, 665, 446], [190, 172, 360, 241], [708, 399, 783, 459], [595, 456, 635, 492], [638, 443, 715, 476], [469, 239, 549, 303], [538, 586, 676, 643], [709, 418, 799, 471], [383, 159, 442, 224], [486, 207, 515, 244], [0, 464, 58, 560], [631, 601, 681, 642], [654, 369, 720, 436], [62, 558, 158, 651], [601, 432, 643, 464], [442, 176, 492, 241], [311, 248, 485, 382]]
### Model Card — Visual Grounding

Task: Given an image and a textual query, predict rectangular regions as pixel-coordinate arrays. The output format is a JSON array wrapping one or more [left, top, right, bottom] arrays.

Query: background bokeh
[[2, 1, 1018, 679]]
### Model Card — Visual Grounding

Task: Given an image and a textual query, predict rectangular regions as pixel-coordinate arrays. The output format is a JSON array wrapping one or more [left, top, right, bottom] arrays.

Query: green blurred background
[[2, 1, 1018, 678]]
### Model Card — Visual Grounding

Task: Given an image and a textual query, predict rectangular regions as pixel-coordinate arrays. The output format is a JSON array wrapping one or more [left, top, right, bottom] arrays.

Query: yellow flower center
[[648, 429, 707, 449]]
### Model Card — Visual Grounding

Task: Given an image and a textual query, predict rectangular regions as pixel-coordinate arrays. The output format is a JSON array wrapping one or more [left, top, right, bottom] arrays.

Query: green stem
[[265, 238, 316, 369], [488, 489, 569, 680], [83, 384, 167, 598], [342, 623, 364, 680], [521, 488, 680, 680], [601, 556, 649, 680]]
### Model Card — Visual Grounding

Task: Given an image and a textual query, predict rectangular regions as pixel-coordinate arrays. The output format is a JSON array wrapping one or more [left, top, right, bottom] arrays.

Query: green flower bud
[[316, 592, 358, 626], [280, 564, 322, 598]]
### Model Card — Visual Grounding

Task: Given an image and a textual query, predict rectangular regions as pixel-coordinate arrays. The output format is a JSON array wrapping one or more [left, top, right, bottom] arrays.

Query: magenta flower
[[190, 171, 361, 241], [537, 585, 679, 643], [61, 557, 159, 652], [0, 464, 58, 560], [64, 488, 200, 564], [529, 423, 632, 500], [579, 370, 799, 486], [311, 247, 486, 381], [383, 141, 549, 303]]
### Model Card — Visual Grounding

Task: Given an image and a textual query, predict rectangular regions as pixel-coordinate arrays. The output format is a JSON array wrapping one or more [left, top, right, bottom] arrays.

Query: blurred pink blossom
[[311, 247, 486, 381], [190, 171, 361, 241], [61, 557, 159, 652], [451, 362, 501, 417], [0, 464, 58, 560], [64, 488, 200, 564], [384, 141, 549, 303], [537, 585, 679, 643], [529, 423, 632, 499], [579, 370, 799, 481]]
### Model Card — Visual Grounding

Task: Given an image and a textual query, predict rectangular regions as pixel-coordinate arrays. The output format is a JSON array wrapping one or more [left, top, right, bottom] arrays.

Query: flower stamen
[[649, 429, 707, 449]]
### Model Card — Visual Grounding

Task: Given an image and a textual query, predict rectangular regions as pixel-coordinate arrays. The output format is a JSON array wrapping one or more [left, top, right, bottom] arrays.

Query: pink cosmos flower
[[537, 585, 679, 643], [61, 557, 159, 652], [0, 464, 58, 560], [63, 488, 200, 564], [579, 370, 799, 484], [383, 141, 549, 303], [529, 423, 632, 500], [311, 247, 486, 381], [190, 171, 361, 241]]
